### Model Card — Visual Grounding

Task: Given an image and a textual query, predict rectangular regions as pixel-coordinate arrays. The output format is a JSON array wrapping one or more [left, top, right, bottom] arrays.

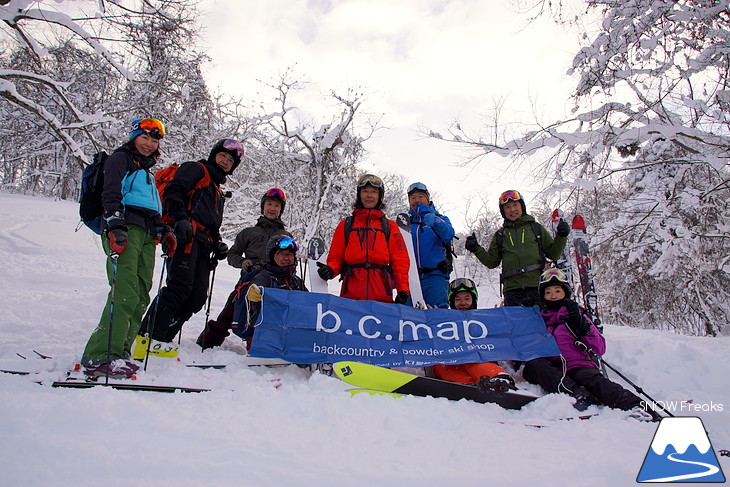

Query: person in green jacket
[[464, 190, 570, 307]]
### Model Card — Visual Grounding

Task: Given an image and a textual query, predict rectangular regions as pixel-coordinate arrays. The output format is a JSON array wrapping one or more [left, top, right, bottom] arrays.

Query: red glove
[[161, 230, 177, 257], [109, 229, 128, 255]]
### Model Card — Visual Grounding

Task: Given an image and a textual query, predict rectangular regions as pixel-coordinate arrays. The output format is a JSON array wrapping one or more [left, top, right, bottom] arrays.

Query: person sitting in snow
[[229, 235, 308, 349], [523, 268, 659, 420], [431, 278, 516, 393]]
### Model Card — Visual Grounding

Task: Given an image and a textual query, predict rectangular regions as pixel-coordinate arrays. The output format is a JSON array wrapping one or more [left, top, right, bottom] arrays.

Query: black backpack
[[342, 214, 391, 246], [78, 151, 108, 234]]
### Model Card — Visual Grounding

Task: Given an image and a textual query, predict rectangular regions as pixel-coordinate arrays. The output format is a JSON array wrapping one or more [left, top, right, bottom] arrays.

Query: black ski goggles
[[449, 277, 476, 293], [274, 236, 298, 252]]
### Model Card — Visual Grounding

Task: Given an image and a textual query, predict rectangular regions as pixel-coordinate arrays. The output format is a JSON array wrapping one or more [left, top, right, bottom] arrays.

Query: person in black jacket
[[231, 235, 307, 349], [81, 118, 176, 378], [133, 139, 242, 359], [196, 188, 291, 350]]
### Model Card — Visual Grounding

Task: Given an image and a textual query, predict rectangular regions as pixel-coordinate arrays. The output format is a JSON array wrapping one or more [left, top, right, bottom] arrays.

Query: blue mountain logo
[[637, 417, 725, 483]]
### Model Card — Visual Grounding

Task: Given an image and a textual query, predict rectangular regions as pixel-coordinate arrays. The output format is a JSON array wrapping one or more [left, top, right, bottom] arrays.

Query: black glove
[[465, 233, 480, 253], [556, 219, 570, 238], [564, 301, 590, 336], [174, 219, 193, 245], [317, 262, 335, 280], [394, 291, 410, 305], [108, 228, 128, 255], [213, 241, 229, 261], [208, 257, 219, 271]]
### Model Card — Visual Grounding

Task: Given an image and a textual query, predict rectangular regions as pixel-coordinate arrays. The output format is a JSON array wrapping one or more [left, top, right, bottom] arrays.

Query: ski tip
[[571, 214, 586, 230]]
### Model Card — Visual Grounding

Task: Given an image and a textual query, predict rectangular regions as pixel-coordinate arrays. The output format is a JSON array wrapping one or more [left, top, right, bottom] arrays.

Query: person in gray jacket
[[196, 187, 291, 349]]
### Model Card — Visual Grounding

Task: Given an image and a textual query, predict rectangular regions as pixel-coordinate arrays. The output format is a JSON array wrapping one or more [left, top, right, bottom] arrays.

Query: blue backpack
[[78, 151, 108, 234]]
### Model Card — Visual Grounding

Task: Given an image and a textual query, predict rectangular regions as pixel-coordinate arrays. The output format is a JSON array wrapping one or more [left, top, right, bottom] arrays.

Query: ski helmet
[[498, 189, 526, 218], [129, 118, 165, 141], [407, 182, 430, 197], [260, 187, 286, 216], [356, 173, 385, 209], [266, 234, 298, 265], [448, 278, 478, 310], [538, 267, 572, 301], [208, 139, 243, 174]]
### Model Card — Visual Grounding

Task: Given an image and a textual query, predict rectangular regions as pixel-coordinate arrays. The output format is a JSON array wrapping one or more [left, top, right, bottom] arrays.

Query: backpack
[[154, 161, 212, 225], [496, 221, 546, 282], [78, 151, 108, 234], [342, 214, 391, 246]]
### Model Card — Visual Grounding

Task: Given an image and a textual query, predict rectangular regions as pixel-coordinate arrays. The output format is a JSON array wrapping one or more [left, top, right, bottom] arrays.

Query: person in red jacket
[[317, 173, 411, 304]]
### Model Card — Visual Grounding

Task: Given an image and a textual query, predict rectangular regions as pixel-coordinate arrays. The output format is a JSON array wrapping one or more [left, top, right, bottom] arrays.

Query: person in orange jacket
[[317, 173, 411, 304], [432, 278, 516, 393]]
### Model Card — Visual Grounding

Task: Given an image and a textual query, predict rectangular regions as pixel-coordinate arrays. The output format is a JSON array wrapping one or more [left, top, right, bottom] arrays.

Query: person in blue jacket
[[406, 182, 455, 308]]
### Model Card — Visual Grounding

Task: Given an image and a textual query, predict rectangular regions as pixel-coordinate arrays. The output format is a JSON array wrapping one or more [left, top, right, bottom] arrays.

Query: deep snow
[[0, 193, 728, 487]]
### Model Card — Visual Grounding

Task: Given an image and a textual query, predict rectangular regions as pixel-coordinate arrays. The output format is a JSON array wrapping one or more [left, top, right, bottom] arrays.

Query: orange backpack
[[154, 161, 212, 225]]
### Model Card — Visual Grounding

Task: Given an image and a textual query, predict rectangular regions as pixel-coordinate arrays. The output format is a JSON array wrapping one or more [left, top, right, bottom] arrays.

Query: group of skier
[[81, 117, 656, 420]]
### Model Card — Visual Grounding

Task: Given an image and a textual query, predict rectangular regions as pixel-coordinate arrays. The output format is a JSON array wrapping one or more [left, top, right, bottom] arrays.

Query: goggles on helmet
[[274, 236, 298, 252], [357, 174, 384, 189], [407, 182, 429, 195], [134, 118, 165, 139], [265, 188, 287, 202], [498, 190, 523, 205], [448, 277, 478, 304], [539, 267, 569, 286], [222, 139, 244, 159]]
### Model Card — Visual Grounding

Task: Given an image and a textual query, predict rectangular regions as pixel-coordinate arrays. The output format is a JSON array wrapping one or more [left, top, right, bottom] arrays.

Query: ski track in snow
[[0, 193, 728, 487]]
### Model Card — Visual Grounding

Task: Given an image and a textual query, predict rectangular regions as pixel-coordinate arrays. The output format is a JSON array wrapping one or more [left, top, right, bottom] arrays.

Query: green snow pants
[[82, 225, 158, 364]]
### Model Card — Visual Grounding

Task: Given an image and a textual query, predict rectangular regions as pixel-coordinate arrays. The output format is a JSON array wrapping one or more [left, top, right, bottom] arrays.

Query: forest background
[[0, 0, 728, 337]]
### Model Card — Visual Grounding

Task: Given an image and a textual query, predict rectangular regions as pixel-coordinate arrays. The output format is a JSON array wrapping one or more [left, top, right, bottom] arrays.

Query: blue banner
[[248, 288, 560, 367]]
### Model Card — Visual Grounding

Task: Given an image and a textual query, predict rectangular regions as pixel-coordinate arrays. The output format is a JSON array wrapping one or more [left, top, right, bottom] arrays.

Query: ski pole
[[143, 253, 168, 371], [105, 251, 119, 385], [573, 340, 674, 417], [198, 261, 217, 349]]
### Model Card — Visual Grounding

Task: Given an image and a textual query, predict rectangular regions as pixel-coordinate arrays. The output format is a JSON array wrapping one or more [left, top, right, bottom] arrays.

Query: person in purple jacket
[[523, 268, 657, 420]]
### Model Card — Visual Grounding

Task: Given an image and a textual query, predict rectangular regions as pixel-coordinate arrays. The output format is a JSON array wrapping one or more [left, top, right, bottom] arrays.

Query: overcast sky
[[200, 0, 582, 232]]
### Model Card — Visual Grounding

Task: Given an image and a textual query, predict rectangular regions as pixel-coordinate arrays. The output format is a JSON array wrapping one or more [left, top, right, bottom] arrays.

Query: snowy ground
[[0, 192, 728, 487]]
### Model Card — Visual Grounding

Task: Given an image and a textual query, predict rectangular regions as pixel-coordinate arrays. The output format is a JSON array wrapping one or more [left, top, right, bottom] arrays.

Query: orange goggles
[[134, 118, 165, 138], [498, 190, 522, 204]]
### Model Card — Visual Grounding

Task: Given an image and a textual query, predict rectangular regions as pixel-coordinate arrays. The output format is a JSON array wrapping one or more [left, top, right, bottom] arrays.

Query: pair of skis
[[550, 210, 601, 329]]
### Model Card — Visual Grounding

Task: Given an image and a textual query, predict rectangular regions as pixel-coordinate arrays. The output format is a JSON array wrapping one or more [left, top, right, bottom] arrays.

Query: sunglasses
[[222, 139, 244, 159], [498, 190, 522, 204], [407, 182, 429, 194], [275, 236, 298, 252], [449, 277, 476, 293], [357, 174, 384, 189], [540, 267, 568, 285], [134, 118, 165, 138], [265, 187, 286, 201]]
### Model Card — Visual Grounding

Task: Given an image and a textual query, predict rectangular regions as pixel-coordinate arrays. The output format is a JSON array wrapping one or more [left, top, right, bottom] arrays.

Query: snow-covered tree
[[428, 0, 730, 335]]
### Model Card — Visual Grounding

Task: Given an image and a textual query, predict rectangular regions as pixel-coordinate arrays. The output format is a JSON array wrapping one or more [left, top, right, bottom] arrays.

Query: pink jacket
[[540, 305, 605, 371]]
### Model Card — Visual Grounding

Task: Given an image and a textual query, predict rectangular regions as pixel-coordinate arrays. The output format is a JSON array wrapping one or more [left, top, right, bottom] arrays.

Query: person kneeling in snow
[[523, 268, 659, 420], [228, 235, 307, 349], [431, 278, 516, 394]]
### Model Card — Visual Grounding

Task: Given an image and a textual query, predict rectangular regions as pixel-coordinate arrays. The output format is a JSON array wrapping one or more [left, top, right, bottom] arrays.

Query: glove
[[241, 259, 253, 272], [174, 219, 193, 245], [317, 262, 335, 280], [422, 211, 436, 227], [246, 284, 262, 303], [208, 257, 219, 271], [161, 229, 177, 257], [564, 301, 590, 336], [394, 291, 410, 305], [556, 219, 570, 238], [108, 228, 128, 255], [213, 241, 229, 261], [465, 233, 480, 253]]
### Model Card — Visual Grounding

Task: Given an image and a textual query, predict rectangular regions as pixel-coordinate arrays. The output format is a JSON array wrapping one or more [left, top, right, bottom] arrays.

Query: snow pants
[[82, 226, 157, 364], [432, 362, 505, 384], [503, 287, 539, 307], [569, 367, 642, 411], [419, 270, 449, 308], [140, 236, 211, 342]]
